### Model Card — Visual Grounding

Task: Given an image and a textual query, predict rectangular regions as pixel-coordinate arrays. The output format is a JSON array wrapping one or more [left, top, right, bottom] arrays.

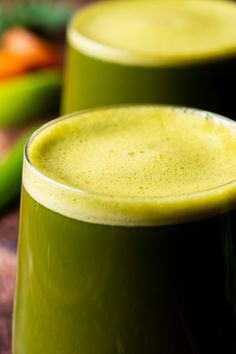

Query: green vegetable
[[0, 127, 36, 212], [0, 68, 61, 127], [0, 2, 73, 36]]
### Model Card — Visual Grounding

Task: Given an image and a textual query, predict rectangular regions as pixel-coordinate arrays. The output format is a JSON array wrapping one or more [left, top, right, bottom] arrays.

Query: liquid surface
[[24, 106, 236, 226], [68, 0, 236, 65], [28, 107, 236, 198]]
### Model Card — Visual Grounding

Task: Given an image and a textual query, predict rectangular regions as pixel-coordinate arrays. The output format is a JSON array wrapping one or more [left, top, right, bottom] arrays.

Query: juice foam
[[24, 106, 236, 226], [68, 0, 236, 66]]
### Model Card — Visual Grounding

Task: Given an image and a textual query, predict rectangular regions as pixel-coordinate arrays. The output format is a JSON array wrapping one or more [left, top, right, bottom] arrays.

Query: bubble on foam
[[24, 106, 236, 226]]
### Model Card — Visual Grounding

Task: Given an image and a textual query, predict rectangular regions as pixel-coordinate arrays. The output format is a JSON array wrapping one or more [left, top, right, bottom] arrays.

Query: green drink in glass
[[14, 106, 236, 354], [62, 0, 236, 116]]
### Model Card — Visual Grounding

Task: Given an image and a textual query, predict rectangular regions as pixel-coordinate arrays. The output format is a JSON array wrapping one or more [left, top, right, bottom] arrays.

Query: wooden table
[[0, 210, 18, 354], [0, 129, 22, 354]]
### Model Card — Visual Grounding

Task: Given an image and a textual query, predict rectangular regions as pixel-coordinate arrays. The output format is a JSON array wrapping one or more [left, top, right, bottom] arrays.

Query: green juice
[[13, 106, 236, 354], [14, 188, 236, 354], [62, 0, 236, 117]]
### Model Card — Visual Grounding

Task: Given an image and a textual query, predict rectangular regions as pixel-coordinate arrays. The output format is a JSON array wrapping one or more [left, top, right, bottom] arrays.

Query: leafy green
[[0, 2, 74, 36]]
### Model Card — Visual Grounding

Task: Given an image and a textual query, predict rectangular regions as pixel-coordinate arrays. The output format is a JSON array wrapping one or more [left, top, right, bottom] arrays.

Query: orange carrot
[[1, 27, 62, 69], [0, 51, 28, 79]]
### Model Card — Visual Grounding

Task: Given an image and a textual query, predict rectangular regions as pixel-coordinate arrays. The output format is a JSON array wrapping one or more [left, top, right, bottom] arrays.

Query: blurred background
[[0, 1, 236, 354]]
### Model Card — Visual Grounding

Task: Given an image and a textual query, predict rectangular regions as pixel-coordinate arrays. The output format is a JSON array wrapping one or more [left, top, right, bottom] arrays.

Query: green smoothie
[[14, 106, 236, 354], [62, 0, 236, 116]]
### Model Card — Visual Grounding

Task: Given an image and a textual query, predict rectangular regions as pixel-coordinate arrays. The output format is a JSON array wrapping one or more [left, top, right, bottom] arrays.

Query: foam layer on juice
[[68, 0, 236, 66], [24, 106, 236, 226]]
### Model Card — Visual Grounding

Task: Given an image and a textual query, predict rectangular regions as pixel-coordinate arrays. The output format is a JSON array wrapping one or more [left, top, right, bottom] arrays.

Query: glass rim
[[67, 1, 236, 68], [24, 103, 236, 203]]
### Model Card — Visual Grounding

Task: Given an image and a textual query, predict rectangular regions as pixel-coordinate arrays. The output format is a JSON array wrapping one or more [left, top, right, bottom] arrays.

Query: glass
[[62, 1, 236, 117], [13, 108, 236, 354]]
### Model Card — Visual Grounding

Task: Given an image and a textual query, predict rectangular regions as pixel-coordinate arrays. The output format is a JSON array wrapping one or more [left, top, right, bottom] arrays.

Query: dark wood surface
[[0, 214, 18, 354], [0, 130, 21, 354]]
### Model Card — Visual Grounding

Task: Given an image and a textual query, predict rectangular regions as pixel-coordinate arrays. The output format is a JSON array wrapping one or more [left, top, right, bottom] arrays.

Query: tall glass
[[62, 1, 236, 117], [13, 107, 236, 354]]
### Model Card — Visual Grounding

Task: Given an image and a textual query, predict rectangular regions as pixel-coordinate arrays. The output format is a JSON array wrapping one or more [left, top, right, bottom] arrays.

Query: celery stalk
[[0, 68, 61, 127], [0, 128, 35, 212]]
